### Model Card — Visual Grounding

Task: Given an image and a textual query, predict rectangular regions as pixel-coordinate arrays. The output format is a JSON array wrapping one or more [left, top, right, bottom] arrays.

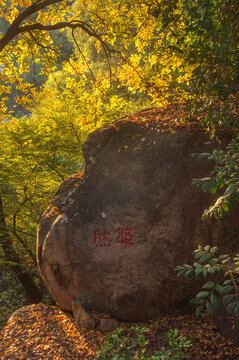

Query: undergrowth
[[97, 325, 192, 359]]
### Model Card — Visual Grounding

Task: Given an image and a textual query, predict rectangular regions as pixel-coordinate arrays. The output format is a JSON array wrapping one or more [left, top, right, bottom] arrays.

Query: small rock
[[100, 318, 118, 332], [72, 301, 95, 330]]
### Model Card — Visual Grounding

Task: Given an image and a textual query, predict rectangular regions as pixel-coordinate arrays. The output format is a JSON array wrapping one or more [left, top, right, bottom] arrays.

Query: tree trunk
[[0, 196, 42, 303]]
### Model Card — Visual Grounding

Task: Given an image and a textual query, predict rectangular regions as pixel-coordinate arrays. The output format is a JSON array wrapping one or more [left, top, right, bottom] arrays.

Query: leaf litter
[[0, 303, 239, 359]]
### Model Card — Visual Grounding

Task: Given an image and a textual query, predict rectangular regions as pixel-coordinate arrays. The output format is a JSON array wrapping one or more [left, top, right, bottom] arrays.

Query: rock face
[[100, 318, 118, 332], [71, 301, 96, 330], [37, 106, 239, 321]]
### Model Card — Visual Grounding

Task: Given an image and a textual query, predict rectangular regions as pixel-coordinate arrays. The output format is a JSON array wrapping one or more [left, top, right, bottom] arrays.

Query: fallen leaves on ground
[[0, 303, 239, 359], [116, 102, 204, 133], [0, 304, 100, 360]]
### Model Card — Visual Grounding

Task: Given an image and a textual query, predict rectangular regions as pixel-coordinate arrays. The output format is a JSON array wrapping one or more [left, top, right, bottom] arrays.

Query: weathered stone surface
[[72, 301, 96, 330], [37, 107, 239, 321], [99, 318, 118, 332]]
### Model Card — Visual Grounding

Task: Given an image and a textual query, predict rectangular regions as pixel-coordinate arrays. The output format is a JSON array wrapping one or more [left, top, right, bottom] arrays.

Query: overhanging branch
[[18, 20, 102, 38], [0, 0, 145, 85], [0, 0, 64, 51]]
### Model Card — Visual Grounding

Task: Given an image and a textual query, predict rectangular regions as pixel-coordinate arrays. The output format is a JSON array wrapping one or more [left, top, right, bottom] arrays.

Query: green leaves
[[226, 302, 236, 313], [175, 264, 193, 278], [215, 284, 223, 294], [223, 295, 236, 305], [193, 138, 239, 219], [97, 325, 191, 359], [191, 298, 205, 305], [175, 245, 239, 318], [210, 294, 220, 310], [196, 291, 209, 298], [206, 301, 214, 316], [220, 286, 234, 294], [202, 281, 215, 290], [195, 306, 201, 317], [192, 177, 218, 194], [199, 253, 212, 263]]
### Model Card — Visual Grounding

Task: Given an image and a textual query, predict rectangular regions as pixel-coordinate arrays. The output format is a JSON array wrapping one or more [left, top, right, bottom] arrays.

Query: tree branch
[[27, 30, 86, 81], [0, 0, 65, 51], [0, 0, 145, 87], [72, 28, 96, 83]]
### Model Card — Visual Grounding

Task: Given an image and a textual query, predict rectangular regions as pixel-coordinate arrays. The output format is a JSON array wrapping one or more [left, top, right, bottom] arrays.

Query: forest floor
[[0, 303, 239, 359]]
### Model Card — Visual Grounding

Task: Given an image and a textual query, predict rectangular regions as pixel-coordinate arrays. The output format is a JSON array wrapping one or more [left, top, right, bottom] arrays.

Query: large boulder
[[37, 106, 238, 321]]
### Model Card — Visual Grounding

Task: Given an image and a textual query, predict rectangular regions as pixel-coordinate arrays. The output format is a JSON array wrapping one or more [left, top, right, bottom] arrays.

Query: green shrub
[[97, 325, 192, 359], [175, 245, 239, 317]]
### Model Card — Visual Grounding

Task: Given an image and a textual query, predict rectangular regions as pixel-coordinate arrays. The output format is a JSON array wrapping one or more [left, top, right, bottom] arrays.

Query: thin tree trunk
[[0, 196, 42, 303]]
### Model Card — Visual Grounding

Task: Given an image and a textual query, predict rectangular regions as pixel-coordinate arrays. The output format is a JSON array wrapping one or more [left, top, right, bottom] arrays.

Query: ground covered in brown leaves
[[0, 303, 239, 359]]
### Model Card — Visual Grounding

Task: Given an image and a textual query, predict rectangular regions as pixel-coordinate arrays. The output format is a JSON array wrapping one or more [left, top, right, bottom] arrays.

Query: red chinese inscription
[[115, 227, 135, 245], [94, 229, 112, 247], [93, 227, 135, 247]]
